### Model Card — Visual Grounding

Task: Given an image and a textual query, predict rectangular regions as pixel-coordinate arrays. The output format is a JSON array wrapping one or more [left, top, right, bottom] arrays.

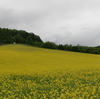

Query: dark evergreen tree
[[14, 33, 23, 43], [42, 41, 57, 49], [57, 44, 65, 50], [26, 36, 33, 45]]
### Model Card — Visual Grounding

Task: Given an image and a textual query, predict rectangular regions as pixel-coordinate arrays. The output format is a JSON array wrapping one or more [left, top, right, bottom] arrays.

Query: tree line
[[40, 42, 100, 54], [0, 27, 43, 45], [0, 27, 100, 54]]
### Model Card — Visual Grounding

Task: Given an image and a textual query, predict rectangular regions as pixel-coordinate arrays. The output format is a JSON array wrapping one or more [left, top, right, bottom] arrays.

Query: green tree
[[26, 36, 33, 45], [33, 41, 44, 47], [57, 44, 65, 50], [14, 33, 23, 43], [42, 41, 57, 49]]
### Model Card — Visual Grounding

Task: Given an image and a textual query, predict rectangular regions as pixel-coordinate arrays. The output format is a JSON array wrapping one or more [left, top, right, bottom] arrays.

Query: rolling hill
[[0, 44, 100, 98]]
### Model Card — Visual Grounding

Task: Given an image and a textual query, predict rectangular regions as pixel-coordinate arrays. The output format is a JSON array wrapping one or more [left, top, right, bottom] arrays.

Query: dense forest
[[0, 27, 100, 54], [42, 42, 100, 54], [0, 27, 43, 45]]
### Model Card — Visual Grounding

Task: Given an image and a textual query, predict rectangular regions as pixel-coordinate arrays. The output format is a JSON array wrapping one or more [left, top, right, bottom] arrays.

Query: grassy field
[[0, 44, 100, 99]]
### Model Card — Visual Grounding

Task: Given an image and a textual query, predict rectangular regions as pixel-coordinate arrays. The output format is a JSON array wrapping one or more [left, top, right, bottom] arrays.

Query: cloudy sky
[[0, 0, 100, 46]]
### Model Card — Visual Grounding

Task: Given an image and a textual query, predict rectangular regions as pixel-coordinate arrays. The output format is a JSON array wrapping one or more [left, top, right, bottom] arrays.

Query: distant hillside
[[1, 27, 100, 55], [0, 27, 43, 45]]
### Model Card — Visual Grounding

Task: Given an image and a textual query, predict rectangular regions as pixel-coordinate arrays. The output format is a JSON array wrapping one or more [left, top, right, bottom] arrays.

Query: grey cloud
[[0, 8, 15, 27], [0, 0, 100, 46], [82, 27, 90, 30]]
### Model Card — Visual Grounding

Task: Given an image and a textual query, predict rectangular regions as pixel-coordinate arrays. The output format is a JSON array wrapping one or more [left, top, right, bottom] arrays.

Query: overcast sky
[[0, 0, 100, 46]]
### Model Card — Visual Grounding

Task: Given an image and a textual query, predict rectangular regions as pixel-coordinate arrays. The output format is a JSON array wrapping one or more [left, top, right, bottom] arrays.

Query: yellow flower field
[[0, 44, 100, 99]]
